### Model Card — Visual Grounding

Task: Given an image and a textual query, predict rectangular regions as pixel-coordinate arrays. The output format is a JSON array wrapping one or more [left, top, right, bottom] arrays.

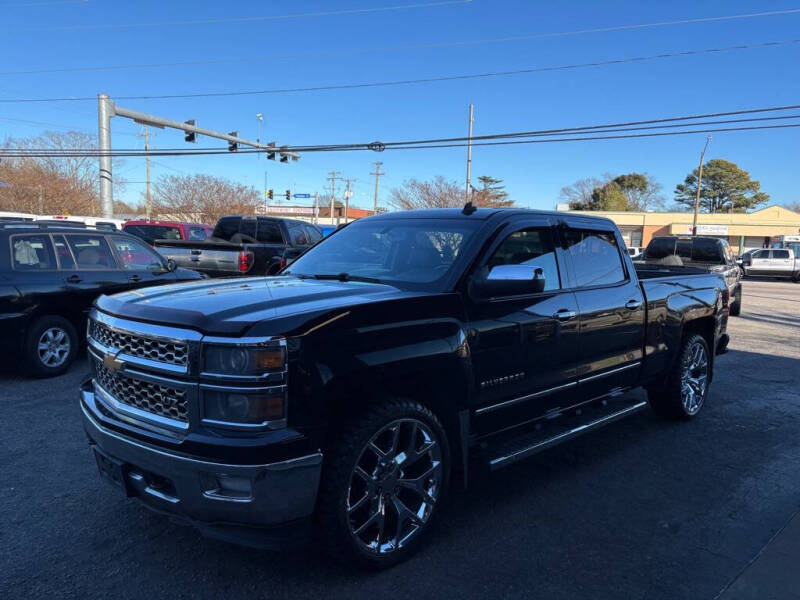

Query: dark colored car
[[154, 216, 323, 277], [0, 222, 204, 377], [638, 235, 742, 315], [79, 208, 729, 566], [122, 220, 213, 246]]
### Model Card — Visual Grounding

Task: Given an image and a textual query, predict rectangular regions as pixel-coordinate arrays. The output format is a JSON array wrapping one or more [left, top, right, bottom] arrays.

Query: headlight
[[203, 342, 285, 376], [203, 389, 285, 425]]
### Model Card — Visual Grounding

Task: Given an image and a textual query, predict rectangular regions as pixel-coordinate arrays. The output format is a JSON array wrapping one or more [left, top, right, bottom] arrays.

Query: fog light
[[201, 473, 253, 500]]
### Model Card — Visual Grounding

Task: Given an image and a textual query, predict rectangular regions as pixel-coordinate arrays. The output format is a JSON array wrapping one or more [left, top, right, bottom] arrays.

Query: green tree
[[473, 175, 513, 207], [674, 159, 768, 213]]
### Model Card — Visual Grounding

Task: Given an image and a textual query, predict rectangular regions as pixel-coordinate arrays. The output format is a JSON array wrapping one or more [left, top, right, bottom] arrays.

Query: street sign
[[293, 193, 311, 198]]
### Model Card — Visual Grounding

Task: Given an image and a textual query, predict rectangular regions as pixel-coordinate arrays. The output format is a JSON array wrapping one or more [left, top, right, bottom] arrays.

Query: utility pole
[[138, 125, 155, 221], [692, 136, 712, 235], [38, 185, 43, 215], [344, 178, 356, 222], [327, 171, 341, 225], [465, 103, 474, 199], [370, 161, 384, 213]]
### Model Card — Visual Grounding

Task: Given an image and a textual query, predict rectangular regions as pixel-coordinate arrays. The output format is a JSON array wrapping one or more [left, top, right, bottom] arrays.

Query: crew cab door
[[464, 217, 579, 435], [748, 249, 771, 276], [560, 222, 645, 398], [771, 249, 794, 275]]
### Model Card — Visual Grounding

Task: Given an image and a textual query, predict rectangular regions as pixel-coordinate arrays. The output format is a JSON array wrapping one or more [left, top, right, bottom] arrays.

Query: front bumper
[[80, 384, 322, 548]]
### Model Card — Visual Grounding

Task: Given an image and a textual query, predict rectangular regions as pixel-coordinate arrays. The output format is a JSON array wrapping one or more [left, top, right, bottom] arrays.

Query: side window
[[188, 227, 207, 241], [256, 220, 283, 244], [288, 224, 308, 246], [753, 250, 770, 259], [486, 228, 560, 291], [110, 236, 164, 271], [52, 235, 76, 269], [66, 234, 116, 269], [562, 229, 626, 287], [11, 234, 56, 270], [773, 250, 790, 259], [304, 224, 322, 244]]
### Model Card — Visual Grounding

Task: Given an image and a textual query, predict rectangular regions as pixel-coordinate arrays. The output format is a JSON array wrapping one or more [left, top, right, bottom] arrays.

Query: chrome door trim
[[475, 381, 578, 415], [577, 361, 641, 384]]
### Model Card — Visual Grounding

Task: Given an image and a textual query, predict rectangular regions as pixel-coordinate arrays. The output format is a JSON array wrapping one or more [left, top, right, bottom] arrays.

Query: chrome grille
[[94, 360, 189, 422], [89, 320, 189, 367]]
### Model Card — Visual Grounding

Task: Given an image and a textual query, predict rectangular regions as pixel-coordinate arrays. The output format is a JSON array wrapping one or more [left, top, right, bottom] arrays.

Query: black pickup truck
[[154, 215, 323, 277], [79, 207, 730, 567]]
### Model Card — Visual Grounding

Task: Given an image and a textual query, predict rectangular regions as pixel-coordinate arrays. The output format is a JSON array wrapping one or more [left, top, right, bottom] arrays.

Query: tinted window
[[52, 235, 76, 269], [124, 224, 182, 241], [487, 228, 560, 291], [690, 238, 723, 263], [188, 227, 207, 241], [111, 236, 164, 271], [773, 250, 790, 259], [66, 235, 116, 268], [288, 224, 308, 246], [212, 217, 240, 241], [11, 234, 56, 270], [238, 218, 257, 241], [562, 229, 626, 287], [256, 220, 283, 244], [304, 224, 322, 244], [644, 237, 676, 259], [753, 250, 770, 259]]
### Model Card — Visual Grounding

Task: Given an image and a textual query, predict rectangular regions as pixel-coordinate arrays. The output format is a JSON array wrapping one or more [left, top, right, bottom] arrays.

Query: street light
[[256, 113, 263, 146], [692, 136, 712, 235]]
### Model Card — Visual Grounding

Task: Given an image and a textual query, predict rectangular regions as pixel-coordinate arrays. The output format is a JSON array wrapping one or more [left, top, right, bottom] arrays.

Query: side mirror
[[469, 265, 546, 300], [166, 259, 177, 272]]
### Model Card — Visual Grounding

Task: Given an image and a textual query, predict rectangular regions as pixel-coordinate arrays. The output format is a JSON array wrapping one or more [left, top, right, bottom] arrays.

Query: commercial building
[[561, 205, 800, 253]]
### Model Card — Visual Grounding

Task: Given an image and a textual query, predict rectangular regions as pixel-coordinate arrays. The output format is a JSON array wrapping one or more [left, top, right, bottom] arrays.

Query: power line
[[9, 0, 472, 32], [3, 38, 797, 104], [5, 103, 800, 155], [6, 8, 800, 76]]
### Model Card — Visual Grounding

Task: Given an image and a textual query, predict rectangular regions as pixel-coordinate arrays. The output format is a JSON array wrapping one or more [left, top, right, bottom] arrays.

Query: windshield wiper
[[311, 273, 382, 284]]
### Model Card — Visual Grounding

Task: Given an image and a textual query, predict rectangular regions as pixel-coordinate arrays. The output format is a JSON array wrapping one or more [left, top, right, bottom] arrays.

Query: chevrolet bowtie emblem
[[103, 351, 125, 374]]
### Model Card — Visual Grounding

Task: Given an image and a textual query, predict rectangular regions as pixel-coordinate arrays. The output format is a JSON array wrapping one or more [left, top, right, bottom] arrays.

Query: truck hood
[[95, 276, 429, 336]]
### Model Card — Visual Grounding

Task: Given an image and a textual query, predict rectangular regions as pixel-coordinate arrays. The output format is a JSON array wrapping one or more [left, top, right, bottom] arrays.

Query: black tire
[[647, 333, 710, 421], [23, 315, 78, 378], [317, 398, 450, 568], [729, 286, 742, 316]]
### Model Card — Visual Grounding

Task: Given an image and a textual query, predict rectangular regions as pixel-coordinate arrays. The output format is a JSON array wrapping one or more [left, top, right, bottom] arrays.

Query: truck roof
[[367, 206, 616, 225]]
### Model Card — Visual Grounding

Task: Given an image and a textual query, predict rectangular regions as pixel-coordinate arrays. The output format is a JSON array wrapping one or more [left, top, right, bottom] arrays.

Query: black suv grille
[[94, 361, 189, 422], [89, 320, 189, 368]]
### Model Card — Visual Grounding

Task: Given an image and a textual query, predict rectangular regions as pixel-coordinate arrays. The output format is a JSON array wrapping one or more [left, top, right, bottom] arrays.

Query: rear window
[[11, 234, 56, 270], [644, 237, 676, 259], [188, 227, 208, 241], [212, 217, 240, 241], [689, 238, 724, 263], [125, 224, 182, 241]]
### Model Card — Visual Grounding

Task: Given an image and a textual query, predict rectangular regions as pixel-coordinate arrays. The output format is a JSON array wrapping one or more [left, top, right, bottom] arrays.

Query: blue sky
[[1, 0, 798, 211]]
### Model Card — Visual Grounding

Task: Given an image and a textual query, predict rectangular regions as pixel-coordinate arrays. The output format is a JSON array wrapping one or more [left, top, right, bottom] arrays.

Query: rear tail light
[[238, 251, 254, 273]]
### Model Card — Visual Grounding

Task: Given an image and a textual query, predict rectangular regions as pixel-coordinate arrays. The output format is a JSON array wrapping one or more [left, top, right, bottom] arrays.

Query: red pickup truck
[[122, 220, 213, 246]]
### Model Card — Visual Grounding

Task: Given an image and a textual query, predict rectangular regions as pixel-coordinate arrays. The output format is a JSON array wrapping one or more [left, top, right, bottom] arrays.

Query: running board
[[485, 399, 648, 472]]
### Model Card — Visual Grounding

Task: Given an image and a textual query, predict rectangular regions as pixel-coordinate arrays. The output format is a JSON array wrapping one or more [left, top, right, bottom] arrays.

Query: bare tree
[[388, 176, 466, 211], [152, 174, 261, 224], [559, 177, 606, 208], [0, 131, 125, 216]]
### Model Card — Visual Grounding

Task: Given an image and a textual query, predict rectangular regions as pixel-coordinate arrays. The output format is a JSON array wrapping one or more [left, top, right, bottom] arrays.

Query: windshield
[[284, 218, 480, 290]]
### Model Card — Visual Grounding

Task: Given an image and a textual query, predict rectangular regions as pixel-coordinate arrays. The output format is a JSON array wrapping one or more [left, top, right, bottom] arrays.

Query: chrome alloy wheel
[[37, 327, 71, 367], [681, 341, 708, 415], [346, 418, 443, 555]]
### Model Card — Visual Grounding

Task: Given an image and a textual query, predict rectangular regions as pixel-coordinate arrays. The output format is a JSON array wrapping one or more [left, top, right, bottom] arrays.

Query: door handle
[[190, 249, 201, 255], [553, 309, 577, 321], [128, 275, 142, 283], [625, 299, 642, 310], [65, 274, 82, 283]]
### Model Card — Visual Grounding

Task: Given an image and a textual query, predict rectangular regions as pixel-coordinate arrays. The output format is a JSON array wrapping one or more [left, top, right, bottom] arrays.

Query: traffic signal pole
[[96, 92, 300, 218]]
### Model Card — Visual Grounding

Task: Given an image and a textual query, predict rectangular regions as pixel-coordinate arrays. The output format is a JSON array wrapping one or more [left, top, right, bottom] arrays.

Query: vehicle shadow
[[738, 312, 800, 329]]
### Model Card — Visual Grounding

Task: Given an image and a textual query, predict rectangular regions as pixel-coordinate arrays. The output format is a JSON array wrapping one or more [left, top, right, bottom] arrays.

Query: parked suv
[[0, 222, 204, 377]]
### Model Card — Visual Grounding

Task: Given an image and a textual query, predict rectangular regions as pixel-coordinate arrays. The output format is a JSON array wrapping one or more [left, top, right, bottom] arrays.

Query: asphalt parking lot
[[2, 278, 798, 599]]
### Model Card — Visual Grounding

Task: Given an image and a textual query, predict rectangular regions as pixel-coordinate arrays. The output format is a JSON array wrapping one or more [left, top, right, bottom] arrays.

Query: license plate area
[[93, 446, 133, 497]]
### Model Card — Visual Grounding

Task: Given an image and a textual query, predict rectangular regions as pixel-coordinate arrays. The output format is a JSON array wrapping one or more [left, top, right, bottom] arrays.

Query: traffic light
[[268, 189, 274, 200], [285, 190, 291, 201], [184, 120, 196, 143], [267, 142, 276, 160], [280, 153, 288, 163], [228, 131, 238, 152]]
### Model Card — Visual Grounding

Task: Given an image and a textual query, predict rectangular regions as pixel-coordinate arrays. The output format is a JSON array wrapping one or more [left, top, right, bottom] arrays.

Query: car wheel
[[647, 334, 710, 421], [24, 315, 78, 378], [729, 286, 742, 316], [317, 398, 450, 568]]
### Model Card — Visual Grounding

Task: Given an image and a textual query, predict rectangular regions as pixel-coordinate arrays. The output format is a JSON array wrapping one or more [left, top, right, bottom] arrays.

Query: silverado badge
[[103, 351, 125, 374]]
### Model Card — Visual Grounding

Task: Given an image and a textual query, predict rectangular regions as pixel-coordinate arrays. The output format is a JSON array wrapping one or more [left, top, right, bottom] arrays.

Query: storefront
[[562, 205, 800, 254]]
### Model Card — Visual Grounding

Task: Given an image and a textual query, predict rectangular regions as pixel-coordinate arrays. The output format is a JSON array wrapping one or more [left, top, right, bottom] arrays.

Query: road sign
[[293, 193, 311, 198]]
